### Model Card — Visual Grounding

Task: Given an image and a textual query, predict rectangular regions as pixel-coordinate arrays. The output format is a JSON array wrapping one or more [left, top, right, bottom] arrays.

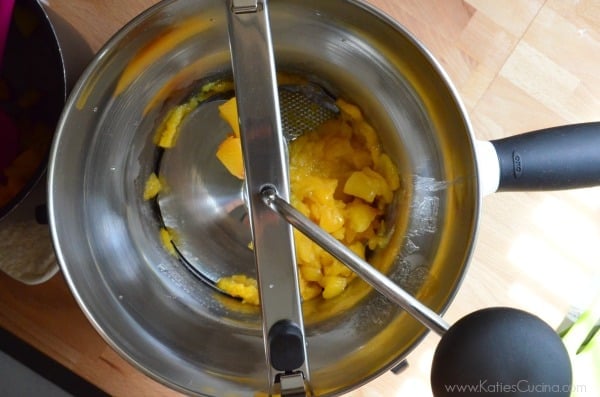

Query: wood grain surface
[[1, 0, 599, 396]]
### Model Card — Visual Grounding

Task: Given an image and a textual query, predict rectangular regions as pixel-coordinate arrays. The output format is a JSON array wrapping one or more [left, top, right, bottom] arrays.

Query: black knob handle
[[268, 320, 305, 372], [431, 307, 572, 396]]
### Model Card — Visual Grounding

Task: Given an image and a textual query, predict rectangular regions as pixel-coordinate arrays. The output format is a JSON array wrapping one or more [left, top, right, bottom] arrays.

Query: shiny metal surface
[[48, 0, 477, 396], [226, 0, 309, 391], [157, 99, 253, 284]]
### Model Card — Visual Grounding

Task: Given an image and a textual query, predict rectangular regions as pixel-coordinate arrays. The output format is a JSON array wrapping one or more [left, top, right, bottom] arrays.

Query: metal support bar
[[226, 1, 310, 394]]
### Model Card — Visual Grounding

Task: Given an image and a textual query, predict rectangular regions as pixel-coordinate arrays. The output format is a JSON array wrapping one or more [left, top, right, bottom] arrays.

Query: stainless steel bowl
[[48, 0, 476, 395]]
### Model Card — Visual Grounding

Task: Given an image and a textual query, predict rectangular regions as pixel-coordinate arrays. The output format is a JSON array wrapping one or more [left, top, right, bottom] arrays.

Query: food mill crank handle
[[263, 188, 573, 397], [262, 187, 450, 336], [226, 1, 311, 395], [476, 122, 600, 195]]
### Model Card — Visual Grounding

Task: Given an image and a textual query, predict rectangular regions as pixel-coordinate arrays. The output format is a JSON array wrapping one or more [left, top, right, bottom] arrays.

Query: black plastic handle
[[431, 307, 572, 397], [268, 320, 305, 372], [491, 122, 600, 191]]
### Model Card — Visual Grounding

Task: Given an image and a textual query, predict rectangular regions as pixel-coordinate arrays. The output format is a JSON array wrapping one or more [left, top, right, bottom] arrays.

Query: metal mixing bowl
[[48, 0, 477, 395]]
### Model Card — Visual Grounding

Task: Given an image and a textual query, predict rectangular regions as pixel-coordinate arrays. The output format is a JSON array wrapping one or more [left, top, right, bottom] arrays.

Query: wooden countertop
[[1, 0, 599, 396]]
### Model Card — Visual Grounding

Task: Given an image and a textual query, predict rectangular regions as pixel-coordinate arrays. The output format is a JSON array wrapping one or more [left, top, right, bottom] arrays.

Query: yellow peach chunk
[[343, 170, 377, 203], [343, 168, 392, 204], [323, 259, 353, 278], [336, 98, 363, 122], [216, 135, 244, 179], [143, 172, 162, 200], [376, 153, 400, 191], [294, 230, 318, 265], [217, 275, 259, 305], [345, 200, 379, 233], [320, 276, 348, 299], [155, 106, 185, 148], [300, 265, 323, 282], [299, 278, 323, 302], [218, 97, 240, 138], [160, 227, 176, 257]]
